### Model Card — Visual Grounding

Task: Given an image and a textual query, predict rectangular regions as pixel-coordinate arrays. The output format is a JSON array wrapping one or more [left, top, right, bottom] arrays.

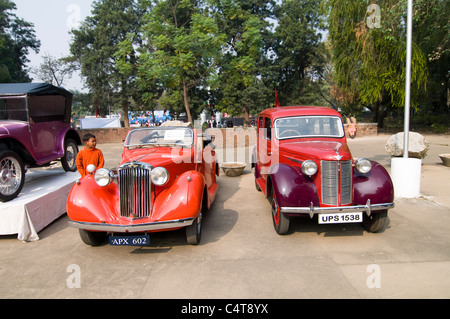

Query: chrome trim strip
[[280, 200, 394, 218], [68, 218, 194, 233]]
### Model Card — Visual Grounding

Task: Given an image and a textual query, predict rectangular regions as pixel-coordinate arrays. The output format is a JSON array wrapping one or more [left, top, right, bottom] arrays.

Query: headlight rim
[[301, 160, 318, 176], [94, 168, 115, 187], [151, 166, 169, 186], [355, 158, 372, 174]]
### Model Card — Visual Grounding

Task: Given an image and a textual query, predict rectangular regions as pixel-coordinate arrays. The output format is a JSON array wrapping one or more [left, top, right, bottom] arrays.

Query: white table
[[0, 168, 80, 242]]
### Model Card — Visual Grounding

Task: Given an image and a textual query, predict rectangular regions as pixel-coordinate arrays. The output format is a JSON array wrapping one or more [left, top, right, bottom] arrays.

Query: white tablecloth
[[0, 168, 80, 242]]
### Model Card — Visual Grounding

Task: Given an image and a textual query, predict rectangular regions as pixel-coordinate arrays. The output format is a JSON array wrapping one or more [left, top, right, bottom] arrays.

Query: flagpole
[[391, 0, 421, 198], [403, 0, 413, 159]]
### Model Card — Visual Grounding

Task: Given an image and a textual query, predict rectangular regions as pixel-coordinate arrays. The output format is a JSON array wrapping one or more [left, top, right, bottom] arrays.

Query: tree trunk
[[94, 97, 100, 117], [183, 80, 193, 124], [121, 80, 130, 128], [242, 106, 250, 127], [122, 99, 129, 128]]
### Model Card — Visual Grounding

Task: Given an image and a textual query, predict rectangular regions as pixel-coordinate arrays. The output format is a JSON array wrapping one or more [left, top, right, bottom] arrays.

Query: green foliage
[[323, 0, 429, 126], [67, 0, 447, 130], [70, 0, 145, 123], [271, 0, 326, 107], [0, 0, 40, 83], [135, 0, 227, 123]]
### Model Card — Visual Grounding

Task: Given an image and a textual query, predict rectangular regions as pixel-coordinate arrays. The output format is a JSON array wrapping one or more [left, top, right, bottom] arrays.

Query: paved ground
[[0, 134, 449, 300]]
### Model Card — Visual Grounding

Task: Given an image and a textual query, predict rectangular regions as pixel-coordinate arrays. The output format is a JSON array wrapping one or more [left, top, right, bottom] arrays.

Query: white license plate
[[318, 212, 363, 224]]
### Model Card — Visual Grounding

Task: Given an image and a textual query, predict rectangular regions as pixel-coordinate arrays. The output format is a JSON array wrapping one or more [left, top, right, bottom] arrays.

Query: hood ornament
[[333, 143, 343, 161]]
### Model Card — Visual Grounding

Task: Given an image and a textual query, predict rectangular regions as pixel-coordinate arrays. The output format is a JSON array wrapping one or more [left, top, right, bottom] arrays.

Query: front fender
[[269, 164, 319, 208], [353, 161, 394, 205], [152, 171, 205, 221], [67, 174, 119, 223]]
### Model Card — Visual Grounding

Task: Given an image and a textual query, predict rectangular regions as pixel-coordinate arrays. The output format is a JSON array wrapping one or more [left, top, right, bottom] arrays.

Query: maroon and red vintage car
[[67, 123, 219, 246], [0, 83, 81, 202], [252, 106, 394, 234]]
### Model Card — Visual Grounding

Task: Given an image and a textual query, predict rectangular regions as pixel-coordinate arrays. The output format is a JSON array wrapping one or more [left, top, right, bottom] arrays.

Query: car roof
[[0, 83, 72, 97], [259, 106, 342, 120]]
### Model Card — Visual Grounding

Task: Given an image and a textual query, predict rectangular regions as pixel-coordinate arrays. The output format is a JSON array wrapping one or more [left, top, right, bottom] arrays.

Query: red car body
[[252, 106, 394, 234], [67, 125, 219, 246]]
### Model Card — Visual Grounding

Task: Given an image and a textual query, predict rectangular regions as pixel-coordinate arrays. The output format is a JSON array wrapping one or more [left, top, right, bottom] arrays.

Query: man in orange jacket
[[76, 133, 105, 177]]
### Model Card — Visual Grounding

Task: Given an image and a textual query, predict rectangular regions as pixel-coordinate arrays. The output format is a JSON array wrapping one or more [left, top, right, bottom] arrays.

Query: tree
[[270, 0, 326, 107], [70, 0, 145, 125], [414, 0, 449, 116], [0, 0, 40, 83], [31, 53, 75, 86], [323, 0, 428, 126], [137, 0, 226, 124], [209, 0, 274, 123]]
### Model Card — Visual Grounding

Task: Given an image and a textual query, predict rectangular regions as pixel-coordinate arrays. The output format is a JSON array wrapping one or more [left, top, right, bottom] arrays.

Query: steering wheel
[[141, 132, 162, 143], [279, 129, 301, 138]]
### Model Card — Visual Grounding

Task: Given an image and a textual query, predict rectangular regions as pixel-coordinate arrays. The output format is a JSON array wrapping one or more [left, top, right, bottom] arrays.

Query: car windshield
[[275, 116, 345, 139], [124, 127, 194, 148]]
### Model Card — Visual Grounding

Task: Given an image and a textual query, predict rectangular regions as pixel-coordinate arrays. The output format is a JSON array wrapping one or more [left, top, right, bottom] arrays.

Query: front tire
[[0, 150, 25, 202], [362, 210, 388, 233], [270, 185, 290, 235], [186, 213, 202, 245], [79, 229, 106, 246]]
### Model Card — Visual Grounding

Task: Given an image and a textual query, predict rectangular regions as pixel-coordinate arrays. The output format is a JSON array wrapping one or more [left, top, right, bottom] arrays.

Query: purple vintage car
[[252, 106, 395, 234], [0, 83, 81, 202]]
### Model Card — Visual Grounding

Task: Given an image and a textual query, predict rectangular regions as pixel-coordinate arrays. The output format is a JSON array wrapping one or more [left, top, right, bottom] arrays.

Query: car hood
[[120, 146, 194, 167], [279, 140, 353, 162]]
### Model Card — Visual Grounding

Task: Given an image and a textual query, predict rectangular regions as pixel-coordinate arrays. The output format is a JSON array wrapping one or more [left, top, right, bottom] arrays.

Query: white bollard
[[390, 157, 422, 198]]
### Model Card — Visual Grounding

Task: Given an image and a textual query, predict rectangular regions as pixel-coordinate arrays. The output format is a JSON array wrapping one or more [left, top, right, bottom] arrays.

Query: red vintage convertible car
[[67, 123, 219, 246], [252, 106, 394, 235]]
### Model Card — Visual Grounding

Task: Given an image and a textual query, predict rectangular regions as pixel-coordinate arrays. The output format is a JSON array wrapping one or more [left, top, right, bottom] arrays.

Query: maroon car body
[[252, 106, 394, 234], [0, 83, 81, 202]]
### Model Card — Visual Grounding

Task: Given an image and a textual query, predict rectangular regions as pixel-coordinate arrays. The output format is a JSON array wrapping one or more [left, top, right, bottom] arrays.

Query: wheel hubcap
[[0, 157, 22, 195], [66, 145, 76, 167]]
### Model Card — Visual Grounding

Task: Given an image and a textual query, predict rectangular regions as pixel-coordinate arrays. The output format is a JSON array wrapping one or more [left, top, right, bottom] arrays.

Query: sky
[[14, 0, 95, 92]]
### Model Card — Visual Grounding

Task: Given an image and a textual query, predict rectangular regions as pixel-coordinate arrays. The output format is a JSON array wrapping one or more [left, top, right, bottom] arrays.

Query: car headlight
[[94, 168, 115, 187], [355, 158, 372, 174], [151, 167, 169, 186], [301, 160, 318, 176]]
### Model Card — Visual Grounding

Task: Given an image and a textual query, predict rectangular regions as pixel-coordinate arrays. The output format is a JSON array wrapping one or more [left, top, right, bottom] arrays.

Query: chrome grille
[[321, 160, 352, 206], [118, 162, 152, 218], [339, 161, 352, 205]]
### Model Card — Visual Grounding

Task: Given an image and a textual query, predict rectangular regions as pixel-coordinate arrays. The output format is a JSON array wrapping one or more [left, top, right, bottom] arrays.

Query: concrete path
[[0, 134, 449, 299]]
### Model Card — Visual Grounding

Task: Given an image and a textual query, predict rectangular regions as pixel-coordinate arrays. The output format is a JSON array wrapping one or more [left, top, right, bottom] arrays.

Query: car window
[[275, 116, 344, 139], [28, 95, 66, 122], [0, 97, 28, 122], [264, 117, 272, 140], [125, 127, 194, 148]]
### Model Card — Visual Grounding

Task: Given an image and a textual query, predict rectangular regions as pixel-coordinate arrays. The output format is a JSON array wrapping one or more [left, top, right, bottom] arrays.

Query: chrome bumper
[[68, 218, 194, 233], [280, 200, 394, 219]]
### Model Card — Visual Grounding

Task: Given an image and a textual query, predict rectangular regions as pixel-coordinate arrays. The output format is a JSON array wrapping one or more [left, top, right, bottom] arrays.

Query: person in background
[[76, 133, 105, 177]]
